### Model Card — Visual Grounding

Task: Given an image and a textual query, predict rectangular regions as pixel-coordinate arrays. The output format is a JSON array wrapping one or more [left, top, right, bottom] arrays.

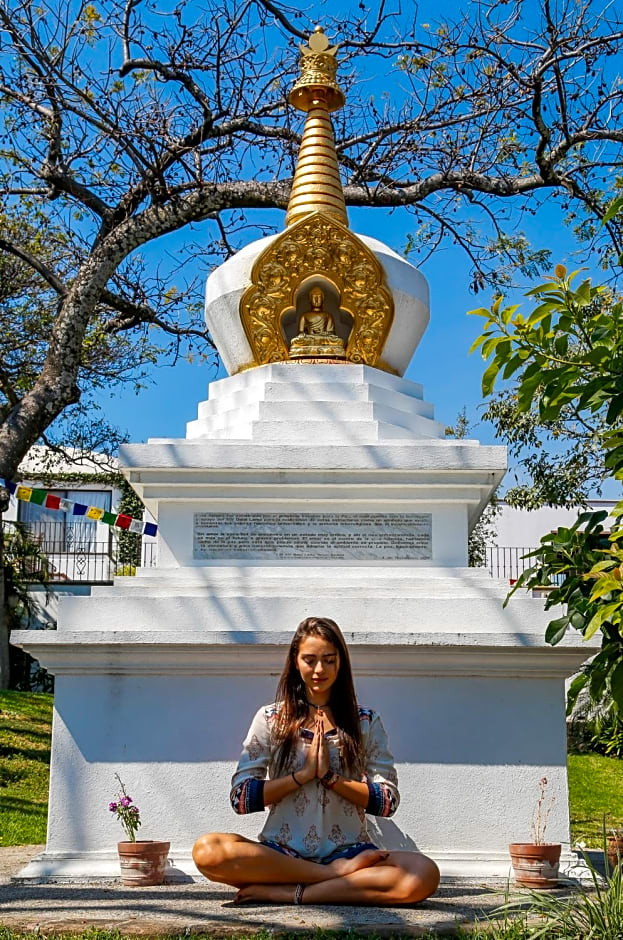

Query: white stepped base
[[197, 379, 433, 413], [14, 848, 589, 884], [94, 565, 507, 597], [54, 592, 553, 635], [186, 363, 445, 441], [51, 565, 551, 636]]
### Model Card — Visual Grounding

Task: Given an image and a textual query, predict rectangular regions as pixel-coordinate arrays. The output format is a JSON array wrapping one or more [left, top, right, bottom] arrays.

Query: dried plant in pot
[[509, 776, 561, 888], [108, 773, 170, 886], [607, 827, 623, 870]]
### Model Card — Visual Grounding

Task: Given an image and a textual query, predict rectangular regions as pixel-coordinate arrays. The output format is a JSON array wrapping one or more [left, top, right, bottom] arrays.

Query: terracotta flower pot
[[117, 840, 170, 886], [509, 842, 561, 888], [607, 835, 623, 870]]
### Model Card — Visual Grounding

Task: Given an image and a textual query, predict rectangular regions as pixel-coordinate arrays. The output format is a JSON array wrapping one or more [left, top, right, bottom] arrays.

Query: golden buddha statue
[[289, 286, 347, 359]]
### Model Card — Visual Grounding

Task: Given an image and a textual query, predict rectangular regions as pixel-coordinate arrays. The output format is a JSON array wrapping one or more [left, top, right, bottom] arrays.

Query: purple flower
[[108, 802, 118, 812], [120, 796, 132, 807], [129, 805, 139, 815]]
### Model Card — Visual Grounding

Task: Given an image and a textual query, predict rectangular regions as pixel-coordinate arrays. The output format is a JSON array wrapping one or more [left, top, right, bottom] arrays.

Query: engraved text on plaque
[[193, 512, 432, 561]]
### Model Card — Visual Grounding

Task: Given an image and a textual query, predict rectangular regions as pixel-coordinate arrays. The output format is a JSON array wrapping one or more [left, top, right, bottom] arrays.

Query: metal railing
[[486, 545, 564, 587], [486, 546, 537, 581], [3, 520, 158, 584]]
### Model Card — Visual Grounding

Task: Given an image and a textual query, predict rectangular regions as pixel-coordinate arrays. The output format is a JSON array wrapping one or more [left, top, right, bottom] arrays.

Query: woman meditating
[[192, 616, 440, 905]]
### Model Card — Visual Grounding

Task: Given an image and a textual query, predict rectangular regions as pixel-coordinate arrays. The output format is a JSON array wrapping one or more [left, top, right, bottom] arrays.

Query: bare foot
[[234, 883, 296, 904], [328, 848, 389, 878]]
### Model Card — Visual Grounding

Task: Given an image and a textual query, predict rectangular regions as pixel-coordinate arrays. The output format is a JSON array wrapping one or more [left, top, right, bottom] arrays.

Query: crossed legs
[[192, 832, 440, 906]]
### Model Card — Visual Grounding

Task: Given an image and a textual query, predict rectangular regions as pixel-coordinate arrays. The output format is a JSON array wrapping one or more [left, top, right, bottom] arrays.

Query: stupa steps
[[187, 417, 445, 443], [187, 402, 445, 441], [196, 381, 435, 416], [206, 364, 425, 400], [92, 579, 512, 599], [56, 593, 553, 634], [196, 397, 437, 425], [88, 567, 519, 601], [197, 385, 434, 420], [122, 565, 493, 582]]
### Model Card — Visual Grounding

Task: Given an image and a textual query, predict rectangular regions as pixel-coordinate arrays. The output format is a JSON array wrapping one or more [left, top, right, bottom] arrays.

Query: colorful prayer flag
[[3, 478, 157, 536]]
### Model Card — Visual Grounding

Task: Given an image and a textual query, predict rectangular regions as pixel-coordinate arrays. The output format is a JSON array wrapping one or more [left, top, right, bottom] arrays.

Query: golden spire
[[285, 26, 349, 229]]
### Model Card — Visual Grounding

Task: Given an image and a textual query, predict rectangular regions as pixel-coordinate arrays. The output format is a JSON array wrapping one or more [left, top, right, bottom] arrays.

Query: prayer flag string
[[0, 479, 157, 537]]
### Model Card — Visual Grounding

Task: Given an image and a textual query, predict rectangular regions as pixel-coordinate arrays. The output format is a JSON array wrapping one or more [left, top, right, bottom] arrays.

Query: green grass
[[568, 751, 623, 846], [0, 689, 52, 846]]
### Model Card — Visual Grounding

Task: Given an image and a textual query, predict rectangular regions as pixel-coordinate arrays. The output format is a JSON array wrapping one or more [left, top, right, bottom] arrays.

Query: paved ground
[[0, 847, 573, 936]]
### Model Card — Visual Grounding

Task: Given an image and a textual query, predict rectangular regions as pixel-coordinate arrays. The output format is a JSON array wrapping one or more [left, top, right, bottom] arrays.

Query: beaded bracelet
[[320, 769, 340, 790]]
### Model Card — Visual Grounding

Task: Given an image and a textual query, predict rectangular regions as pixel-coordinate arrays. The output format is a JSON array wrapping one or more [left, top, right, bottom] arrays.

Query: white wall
[[492, 500, 617, 549]]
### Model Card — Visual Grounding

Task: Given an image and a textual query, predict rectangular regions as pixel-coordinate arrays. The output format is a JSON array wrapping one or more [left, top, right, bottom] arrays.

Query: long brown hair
[[272, 617, 363, 777]]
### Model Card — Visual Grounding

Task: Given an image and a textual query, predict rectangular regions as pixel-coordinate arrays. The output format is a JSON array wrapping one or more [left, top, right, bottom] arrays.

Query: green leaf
[[468, 332, 490, 355], [611, 660, 623, 712], [481, 335, 504, 359], [502, 354, 524, 381], [525, 281, 561, 296], [526, 302, 555, 327], [566, 672, 588, 715], [606, 395, 623, 425], [590, 658, 610, 702], [584, 601, 621, 640], [574, 279, 592, 307], [586, 560, 618, 576], [516, 369, 544, 411], [495, 339, 512, 362], [590, 578, 620, 600], [481, 359, 501, 397], [603, 194, 623, 224], [545, 615, 569, 645], [605, 445, 623, 474], [501, 304, 520, 325], [580, 510, 609, 532], [467, 307, 491, 318]]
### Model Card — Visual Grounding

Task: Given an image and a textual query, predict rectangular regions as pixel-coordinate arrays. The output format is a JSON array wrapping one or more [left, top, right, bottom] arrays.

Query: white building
[[487, 499, 618, 581], [5, 447, 156, 629]]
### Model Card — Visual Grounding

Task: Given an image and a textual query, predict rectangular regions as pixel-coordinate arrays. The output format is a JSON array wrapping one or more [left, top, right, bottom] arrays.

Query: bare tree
[[0, 0, 622, 486]]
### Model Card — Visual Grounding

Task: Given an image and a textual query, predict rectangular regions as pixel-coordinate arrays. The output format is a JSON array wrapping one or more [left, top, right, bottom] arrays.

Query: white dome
[[205, 232, 430, 377]]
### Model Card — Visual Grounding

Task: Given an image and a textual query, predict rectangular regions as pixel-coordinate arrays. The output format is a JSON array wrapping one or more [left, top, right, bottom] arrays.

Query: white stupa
[[13, 28, 596, 882]]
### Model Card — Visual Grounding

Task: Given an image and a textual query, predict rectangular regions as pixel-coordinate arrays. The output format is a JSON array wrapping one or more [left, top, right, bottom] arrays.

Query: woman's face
[[296, 634, 340, 698]]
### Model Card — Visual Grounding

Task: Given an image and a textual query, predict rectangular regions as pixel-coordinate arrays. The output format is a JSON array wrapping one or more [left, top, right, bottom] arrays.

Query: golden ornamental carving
[[288, 26, 344, 113], [239, 212, 394, 369]]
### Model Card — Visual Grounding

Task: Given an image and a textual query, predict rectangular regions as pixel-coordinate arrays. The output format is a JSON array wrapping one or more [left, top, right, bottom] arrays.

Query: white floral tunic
[[230, 703, 400, 860]]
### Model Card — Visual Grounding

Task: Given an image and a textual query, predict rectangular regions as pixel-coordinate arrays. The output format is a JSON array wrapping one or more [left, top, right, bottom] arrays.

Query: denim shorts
[[262, 839, 378, 865]]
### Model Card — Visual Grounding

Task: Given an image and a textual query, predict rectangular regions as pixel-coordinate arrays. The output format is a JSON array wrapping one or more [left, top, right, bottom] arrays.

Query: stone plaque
[[193, 512, 432, 561]]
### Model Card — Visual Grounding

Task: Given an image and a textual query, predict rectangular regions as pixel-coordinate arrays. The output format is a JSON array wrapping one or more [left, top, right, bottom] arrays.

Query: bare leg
[[235, 851, 441, 906], [192, 832, 388, 888]]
